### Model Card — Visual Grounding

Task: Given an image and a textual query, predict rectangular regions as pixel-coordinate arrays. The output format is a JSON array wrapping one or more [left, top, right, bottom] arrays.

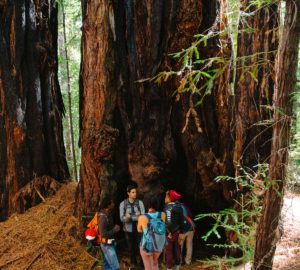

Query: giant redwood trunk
[[234, 1, 279, 173], [76, 0, 232, 217], [76, 0, 278, 227], [222, 1, 279, 256], [254, 1, 300, 269], [0, 1, 69, 220], [76, 0, 119, 215]]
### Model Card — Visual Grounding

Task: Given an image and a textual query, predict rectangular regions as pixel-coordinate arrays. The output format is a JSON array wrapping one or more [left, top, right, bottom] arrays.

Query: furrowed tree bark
[[76, 0, 119, 216], [120, 0, 206, 207], [76, 0, 236, 217], [254, 1, 300, 269], [223, 0, 279, 257], [169, 0, 235, 210], [0, 0, 69, 220], [76, 0, 279, 227], [234, 1, 279, 173]]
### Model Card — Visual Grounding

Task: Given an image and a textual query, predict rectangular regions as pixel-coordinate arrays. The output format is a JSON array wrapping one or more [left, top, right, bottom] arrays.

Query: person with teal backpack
[[138, 195, 166, 270]]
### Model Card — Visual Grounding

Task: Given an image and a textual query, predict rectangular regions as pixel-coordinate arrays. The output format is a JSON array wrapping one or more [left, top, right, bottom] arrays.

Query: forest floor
[[0, 183, 96, 270], [273, 192, 300, 270], [0, 183, 299, 270]]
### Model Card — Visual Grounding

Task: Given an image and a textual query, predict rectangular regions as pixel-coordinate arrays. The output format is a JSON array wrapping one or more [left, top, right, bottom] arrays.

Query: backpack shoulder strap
[[183, 213, 196, 232], [145, 213, 151, 220], [181, 204, 188, 215], [123, 199, 128, 214]]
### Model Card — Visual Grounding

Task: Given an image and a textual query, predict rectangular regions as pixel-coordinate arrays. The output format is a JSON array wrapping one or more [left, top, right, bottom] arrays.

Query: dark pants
[[125, 231, 142, 265], [165, 231, 181, 268]]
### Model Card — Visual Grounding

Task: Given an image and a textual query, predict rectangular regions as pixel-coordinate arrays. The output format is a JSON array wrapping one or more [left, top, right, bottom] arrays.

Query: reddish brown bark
[[76, 0, 279, 226], [223, 1, 279, 257], [76, 0, 236, 218], [75, 0, 119, 216], [234, 1, 279, 172], [254, 1, 300, 268], [0, 1, 69, 220]]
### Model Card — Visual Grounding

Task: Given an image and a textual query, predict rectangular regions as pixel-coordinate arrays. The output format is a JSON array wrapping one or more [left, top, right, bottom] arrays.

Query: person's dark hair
[[147, 195, 163, 211], [126, 184, 137, 193], [99, 195, 113, 210]]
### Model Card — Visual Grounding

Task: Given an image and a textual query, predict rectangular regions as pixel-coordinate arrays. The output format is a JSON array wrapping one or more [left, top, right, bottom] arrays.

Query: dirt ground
[[232, 193, 300, 270], [0, 183, 299, 270], [273, 193, 300, 270]]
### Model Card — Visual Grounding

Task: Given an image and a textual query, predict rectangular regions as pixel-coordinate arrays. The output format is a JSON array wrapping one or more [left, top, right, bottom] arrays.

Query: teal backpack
[[141, 212, 166, 253]]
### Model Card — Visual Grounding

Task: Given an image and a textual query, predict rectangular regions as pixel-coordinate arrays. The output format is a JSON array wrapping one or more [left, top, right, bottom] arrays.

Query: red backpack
[[85, 212, 101, 244]]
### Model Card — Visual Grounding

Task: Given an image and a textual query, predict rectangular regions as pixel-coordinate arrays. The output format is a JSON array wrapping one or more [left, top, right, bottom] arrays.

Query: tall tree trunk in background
[[0, 0, 69, 221], [225, 1, 279, 257], [234, 1, 278, 173], [254, 1, 300, 269], [61, 2, 78, 182], [76, 0, 119, 215]]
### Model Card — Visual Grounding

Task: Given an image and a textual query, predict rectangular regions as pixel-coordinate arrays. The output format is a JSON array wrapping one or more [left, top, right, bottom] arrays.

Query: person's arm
[[120, 201, 130, 223], [119, 201, 126, 223], [165, 206, 173, 233], [162, 212, 166, 223], [98, 214, 117, 239], [137, 215, 148, 233]]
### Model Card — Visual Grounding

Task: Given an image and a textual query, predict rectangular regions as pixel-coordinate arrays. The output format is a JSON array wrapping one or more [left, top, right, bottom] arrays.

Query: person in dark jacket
[[164, 190, 184, 270], [98, 196, 120, 270]]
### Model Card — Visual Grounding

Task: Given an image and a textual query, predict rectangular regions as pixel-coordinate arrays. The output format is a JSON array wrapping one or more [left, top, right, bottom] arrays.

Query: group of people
[[96, 185, 195, 270]]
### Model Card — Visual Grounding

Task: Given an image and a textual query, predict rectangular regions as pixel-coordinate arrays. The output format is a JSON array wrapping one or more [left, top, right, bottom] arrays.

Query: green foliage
[[247, 0, 278, 10], [86, 245, 104, 266], [195, 164, 270, 269], [151, 33, 230, 107], [57, 0, 81, 180], [151, 0, 277, 111]]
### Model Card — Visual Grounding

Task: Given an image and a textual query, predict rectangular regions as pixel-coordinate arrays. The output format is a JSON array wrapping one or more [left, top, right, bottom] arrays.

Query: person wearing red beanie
[[164, 190, 184, 270]]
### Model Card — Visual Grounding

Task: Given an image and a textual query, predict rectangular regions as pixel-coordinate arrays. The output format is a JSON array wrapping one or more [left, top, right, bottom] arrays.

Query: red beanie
[[169, 190, 182, 202]]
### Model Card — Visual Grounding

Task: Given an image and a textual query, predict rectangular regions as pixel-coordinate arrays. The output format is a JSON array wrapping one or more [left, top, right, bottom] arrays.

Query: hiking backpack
[[165, 202, 196, 233], [181, 204, 196, 233], [141, 212, 166, 253], [85, 212, 101, 244]]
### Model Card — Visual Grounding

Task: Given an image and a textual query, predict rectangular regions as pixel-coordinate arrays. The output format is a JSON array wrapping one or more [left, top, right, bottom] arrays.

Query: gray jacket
[[119, 199, 145, 232]]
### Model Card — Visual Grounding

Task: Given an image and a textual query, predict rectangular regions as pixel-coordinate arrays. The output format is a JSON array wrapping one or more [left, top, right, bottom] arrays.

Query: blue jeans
[[100, 244, 120, 270]]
